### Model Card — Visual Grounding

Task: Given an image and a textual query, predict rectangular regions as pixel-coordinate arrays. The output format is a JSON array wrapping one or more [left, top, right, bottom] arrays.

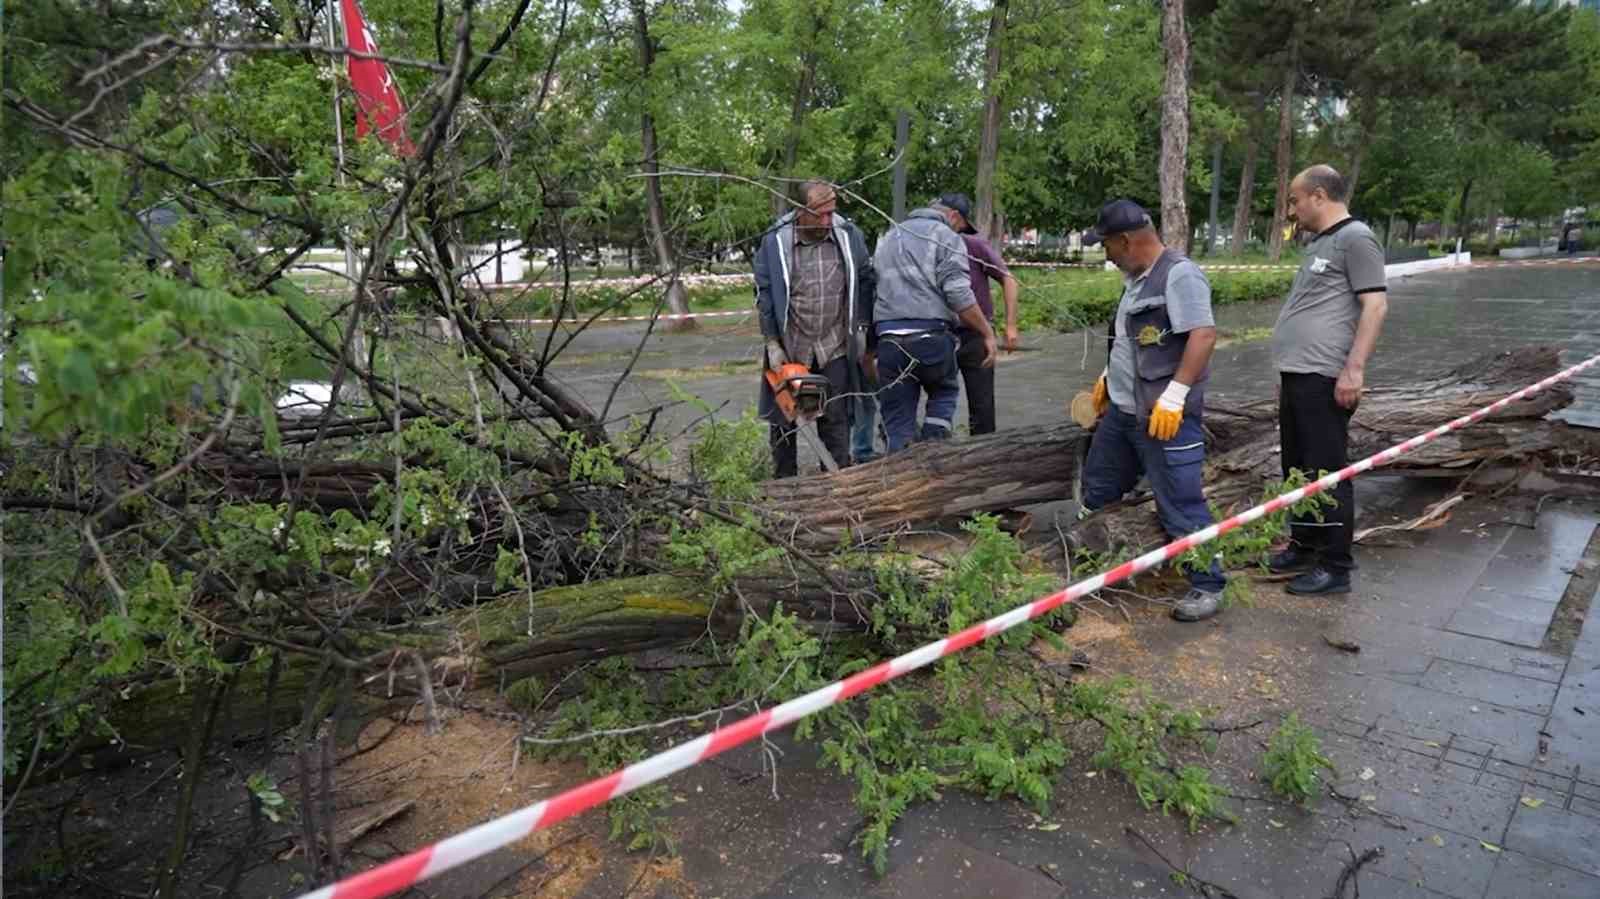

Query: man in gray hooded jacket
[[867, 200, 996, 452], [753, 180, 877, 477]]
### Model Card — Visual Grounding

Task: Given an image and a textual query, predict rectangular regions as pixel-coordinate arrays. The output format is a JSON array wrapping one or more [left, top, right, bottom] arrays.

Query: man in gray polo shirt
[[1080, 199, 1227, 623], [1268, 165, 1389, 595]]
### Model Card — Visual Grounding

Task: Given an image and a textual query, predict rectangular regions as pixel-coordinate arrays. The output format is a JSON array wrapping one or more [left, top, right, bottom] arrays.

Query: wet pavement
[[520, 258, 1600, 459]]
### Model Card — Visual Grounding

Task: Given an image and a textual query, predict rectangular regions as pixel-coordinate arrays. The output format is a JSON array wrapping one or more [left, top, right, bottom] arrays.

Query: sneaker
[[1171, 588, 1223, 622], [1266, 546, 1316, 574], [1286, 566, 1352, 595]]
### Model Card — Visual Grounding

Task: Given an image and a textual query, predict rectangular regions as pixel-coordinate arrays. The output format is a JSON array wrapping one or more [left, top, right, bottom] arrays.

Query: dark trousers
[[1081, 408, 1227, 592], [851, 362, 881, 463], [877, 330, 960, 453], [1279, 372, 1355, 570], [956, 328, 997, 436], [769, 355, 852, 478]]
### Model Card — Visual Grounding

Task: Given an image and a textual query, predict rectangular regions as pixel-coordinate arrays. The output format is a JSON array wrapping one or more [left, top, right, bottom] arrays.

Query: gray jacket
[[870, 208, 977, 339]]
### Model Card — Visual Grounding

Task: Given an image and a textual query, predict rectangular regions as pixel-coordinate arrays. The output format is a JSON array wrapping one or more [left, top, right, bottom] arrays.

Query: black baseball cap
[[937, 192, 978, 234], [1083, 199, 1153, 245]]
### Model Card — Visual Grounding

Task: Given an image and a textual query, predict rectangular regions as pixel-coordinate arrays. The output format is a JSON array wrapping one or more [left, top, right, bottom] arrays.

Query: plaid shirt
[[784, 230, 848, 367]]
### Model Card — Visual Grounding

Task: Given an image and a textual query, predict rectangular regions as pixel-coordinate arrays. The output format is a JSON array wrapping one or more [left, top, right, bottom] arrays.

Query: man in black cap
[[1079, 199, 1228, 622], [934, 193, 1021, 435]]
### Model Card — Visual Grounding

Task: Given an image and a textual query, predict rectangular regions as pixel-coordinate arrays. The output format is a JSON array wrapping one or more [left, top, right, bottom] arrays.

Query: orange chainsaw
[[764, 362, 841, 471]]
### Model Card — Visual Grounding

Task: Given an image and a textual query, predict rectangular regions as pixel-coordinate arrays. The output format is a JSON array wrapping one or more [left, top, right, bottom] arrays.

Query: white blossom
[[373, 537, 392, 557]]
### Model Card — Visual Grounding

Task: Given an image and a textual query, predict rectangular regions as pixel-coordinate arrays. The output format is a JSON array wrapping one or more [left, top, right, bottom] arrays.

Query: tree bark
[[892, 109, 911, 221], [630, 0, 692, 329], [1455, 177, 1475, 246], [89, 571, 880, 761], [1344, 99, 1378, 209], [1229, 105, 1264, 256], [974, 0, 1009, 244], [1158, 0, 1191, 250], [1205, 139, 1223, 256], [1268, 41, 1299, 262], [774, 11, 825, 217]]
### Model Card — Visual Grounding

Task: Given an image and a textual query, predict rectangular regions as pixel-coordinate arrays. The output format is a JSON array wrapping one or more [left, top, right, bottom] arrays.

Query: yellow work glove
[[1091, 370, 1110, 417], [1147, 380, 1189, 442]]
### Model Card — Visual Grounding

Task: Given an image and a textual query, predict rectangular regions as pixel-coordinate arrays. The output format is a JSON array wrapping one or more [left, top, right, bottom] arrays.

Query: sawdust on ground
[[337, 707, 698, 898]]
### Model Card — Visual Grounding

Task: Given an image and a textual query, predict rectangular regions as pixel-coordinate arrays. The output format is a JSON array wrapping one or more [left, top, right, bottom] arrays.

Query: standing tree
[[1266, 36, 1299, 261], [1158, 0, 1192, 249], [630, 0, 695, 326], [974, 0, 1009, 242]]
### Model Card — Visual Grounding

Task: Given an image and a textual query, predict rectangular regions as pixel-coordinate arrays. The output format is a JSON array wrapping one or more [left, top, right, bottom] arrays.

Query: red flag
[[341, 0, 416, 157]]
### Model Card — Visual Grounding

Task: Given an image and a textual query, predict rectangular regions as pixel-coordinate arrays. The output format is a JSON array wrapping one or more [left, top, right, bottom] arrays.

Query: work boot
[[1171, 588, 1223, 622], [1266, 546, 1316, 574], [1286, 566, 1352, 596]]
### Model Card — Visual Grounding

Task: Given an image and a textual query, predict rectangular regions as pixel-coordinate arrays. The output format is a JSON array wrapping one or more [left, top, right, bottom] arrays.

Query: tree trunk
[[631, 0, 692, 329], [91, 571, 879, 761], [974, 0, 1008, 244], [1229, 105, 1264, 256], [1455, 177, 1475, 246], [774, 11, 825, 217], [1158, 0, 1191, 250], [892, 109, 911, 221], [1267, 41, 1299, 262], [1205, 139, 1223, 255], [1346, 102, 1377, 208]]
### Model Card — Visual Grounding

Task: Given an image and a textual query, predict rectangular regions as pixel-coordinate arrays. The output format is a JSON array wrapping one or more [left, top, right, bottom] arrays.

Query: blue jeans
[[1082, 408, 1227, 592], [877, 331, 960, 453], [852, 363, 880, 463]]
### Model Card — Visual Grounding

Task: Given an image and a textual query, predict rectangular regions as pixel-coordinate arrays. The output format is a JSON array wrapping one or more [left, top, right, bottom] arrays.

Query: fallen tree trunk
[[764, 346, 1586, 552], [93, 569, 875, 762]]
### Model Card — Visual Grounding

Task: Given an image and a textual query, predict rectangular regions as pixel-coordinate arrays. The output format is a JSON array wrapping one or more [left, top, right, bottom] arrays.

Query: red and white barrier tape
[[1006, 262, 1298, 272], [296, 349, 1600, 899], [1477, 257, 1598, 268], [493, 308, 754, 326]]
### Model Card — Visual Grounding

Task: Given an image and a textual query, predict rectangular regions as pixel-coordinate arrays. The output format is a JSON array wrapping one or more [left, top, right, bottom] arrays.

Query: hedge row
[[1016, 269, 1297, 333]]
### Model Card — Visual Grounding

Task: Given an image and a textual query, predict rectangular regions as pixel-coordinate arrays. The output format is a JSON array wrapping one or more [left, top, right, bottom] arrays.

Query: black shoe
[[1286, 566, 1352, 596], [1266, 547, 1316, 574]]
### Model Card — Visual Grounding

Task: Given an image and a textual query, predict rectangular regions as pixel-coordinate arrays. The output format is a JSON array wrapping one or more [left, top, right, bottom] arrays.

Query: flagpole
[[325, 1, 361, 288]]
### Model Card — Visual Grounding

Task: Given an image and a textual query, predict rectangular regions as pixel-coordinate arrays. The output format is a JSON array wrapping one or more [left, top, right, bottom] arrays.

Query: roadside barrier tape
[[296, 349, 1600, 899], [1008, 262, 1300, 271], [303, 256, 1594, 297], [1476, 257, 1598, 268], [491, 309, 754, 325]]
